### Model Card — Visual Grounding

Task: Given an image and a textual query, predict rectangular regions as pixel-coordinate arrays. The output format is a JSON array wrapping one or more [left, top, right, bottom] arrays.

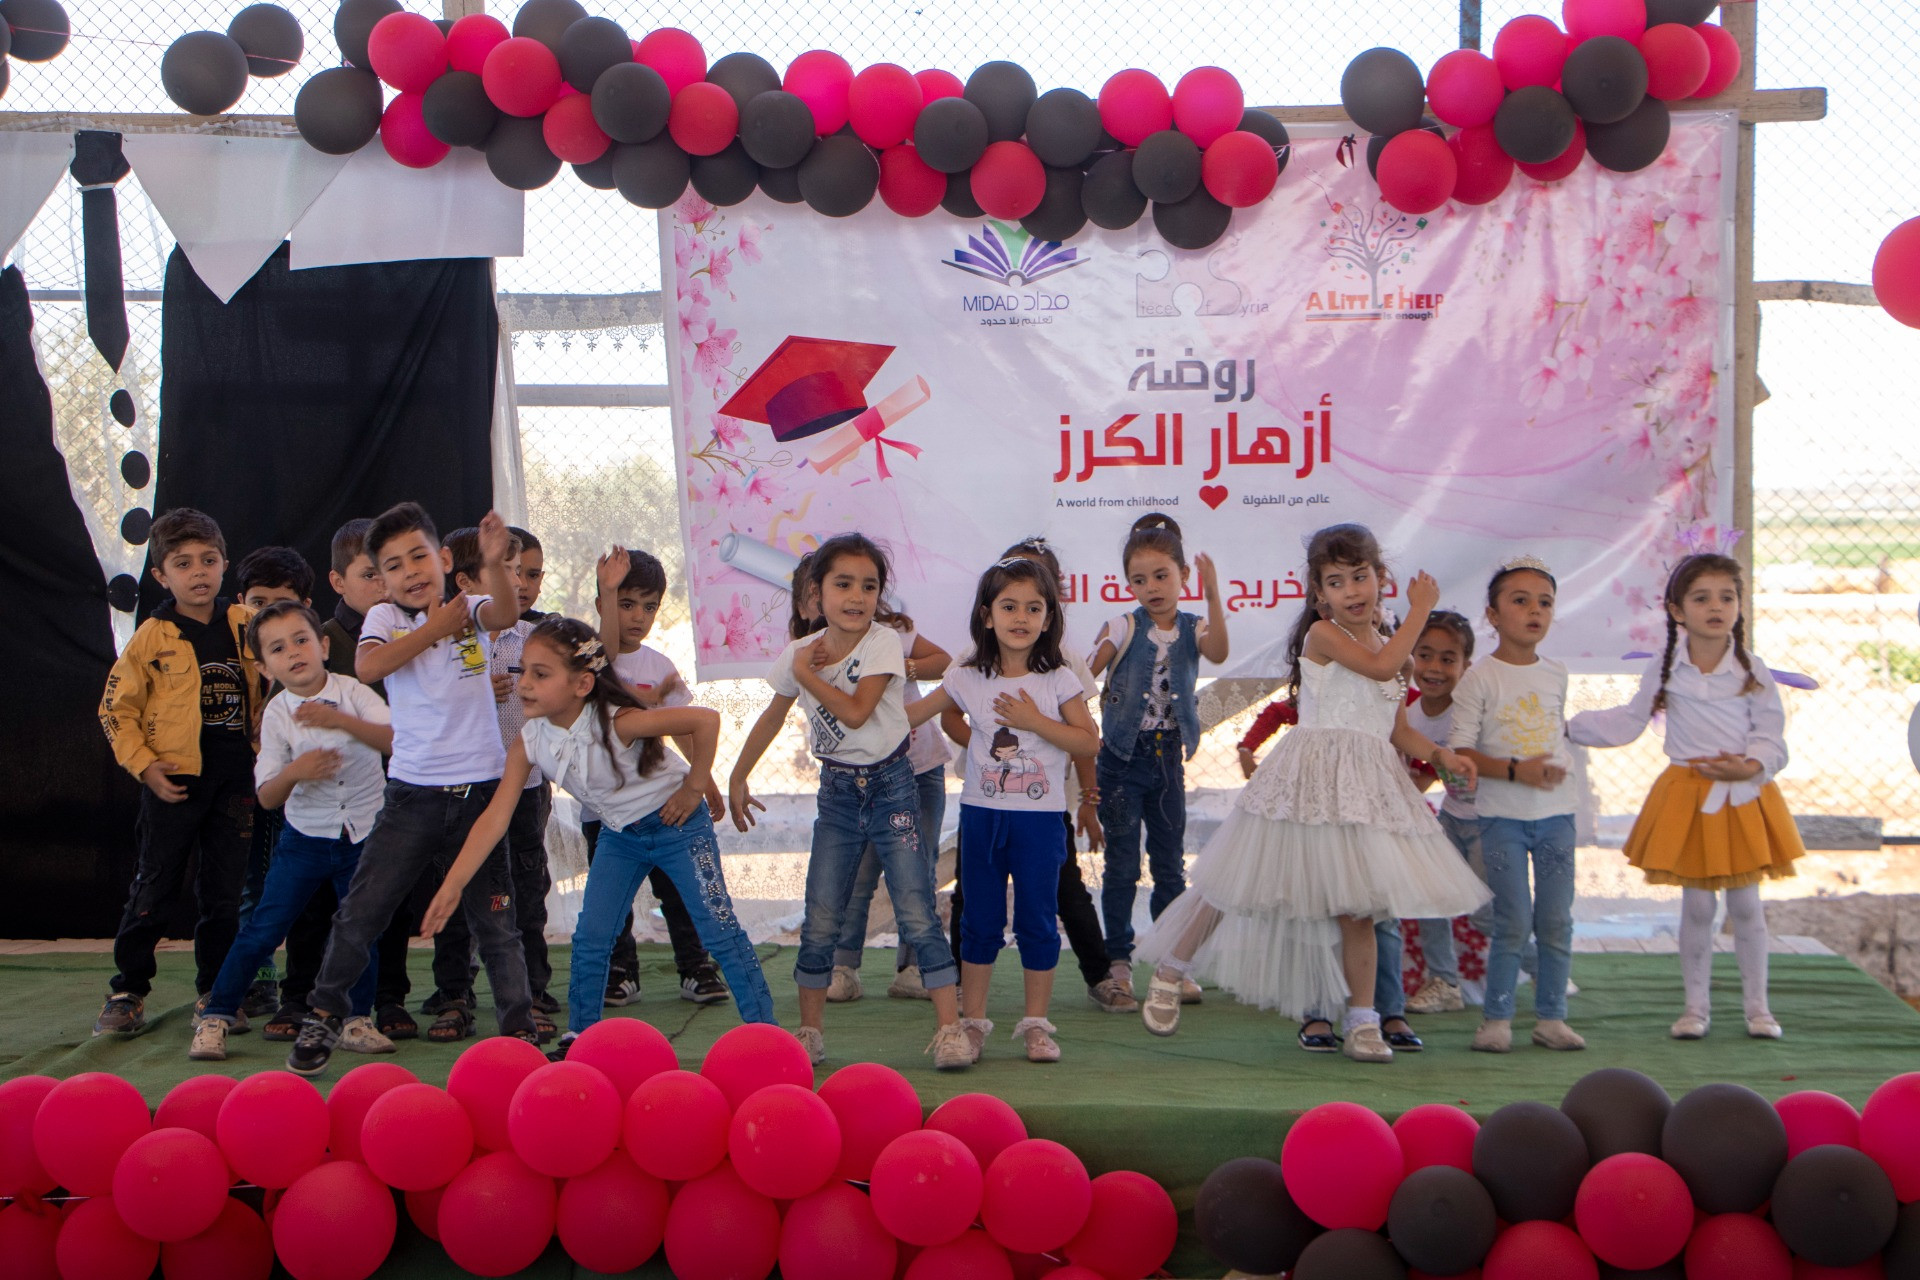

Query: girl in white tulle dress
[[1133, 524, 1492, 1063]]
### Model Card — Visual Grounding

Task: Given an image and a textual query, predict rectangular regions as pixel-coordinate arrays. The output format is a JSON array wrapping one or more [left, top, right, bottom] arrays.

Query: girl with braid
[[1568, 553, 1803, 1041]]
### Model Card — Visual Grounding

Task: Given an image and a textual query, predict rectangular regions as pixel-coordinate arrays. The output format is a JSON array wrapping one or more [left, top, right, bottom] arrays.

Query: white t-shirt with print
[[768, 623, 908, 766], [1447, 655, 1575, 822], [580, 644, 695, 825], [941, 664, 1085, 813], [522, 711, 690, 833], [361, 595, 506, 786], [898, 629, 954, 776], [1405, 697, 1476, 821], [256, 673, 391, 840]]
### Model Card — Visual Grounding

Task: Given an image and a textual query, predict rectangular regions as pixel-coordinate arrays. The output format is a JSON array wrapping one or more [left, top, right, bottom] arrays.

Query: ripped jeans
[[1097, 729, 1187, 963]]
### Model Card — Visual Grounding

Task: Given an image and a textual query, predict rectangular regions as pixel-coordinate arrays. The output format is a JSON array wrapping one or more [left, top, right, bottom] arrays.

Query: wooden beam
[[1249, 88, 1824, 128], [1754, 280, 1878, 306], [443, 0, 486, 17], [1726, 2, 1758, 615]]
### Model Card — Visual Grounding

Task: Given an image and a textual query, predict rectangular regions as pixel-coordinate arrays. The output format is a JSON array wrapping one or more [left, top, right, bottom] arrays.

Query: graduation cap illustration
[[721, 335, 931, 479]]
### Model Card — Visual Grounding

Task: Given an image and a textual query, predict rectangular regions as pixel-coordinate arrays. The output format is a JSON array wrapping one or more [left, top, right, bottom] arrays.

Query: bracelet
[[1507, 757, 1518, 781]]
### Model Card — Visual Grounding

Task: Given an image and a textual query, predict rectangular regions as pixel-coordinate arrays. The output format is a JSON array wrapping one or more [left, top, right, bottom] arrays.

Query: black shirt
[[159, 598, 252, 767], [323, 600, 382, 697]]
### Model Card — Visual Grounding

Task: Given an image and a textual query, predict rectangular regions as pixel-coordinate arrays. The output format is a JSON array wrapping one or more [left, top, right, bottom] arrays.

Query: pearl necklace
[[1334, 620, 1408, 703]]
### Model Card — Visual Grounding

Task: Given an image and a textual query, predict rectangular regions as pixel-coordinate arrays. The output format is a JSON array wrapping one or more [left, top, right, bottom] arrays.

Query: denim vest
[[1098, 607, 1202, 761]]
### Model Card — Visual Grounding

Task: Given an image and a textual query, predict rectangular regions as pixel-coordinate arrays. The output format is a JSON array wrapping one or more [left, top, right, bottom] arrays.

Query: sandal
[[531, 1009, 557, 1044], [1383, 1017, 1424, 1052], [1298, 1019, 1341, 1053], [377, 1002, 419, 1041], [263, 1001, 307, 1042], [426, 1002, 475, 1043]]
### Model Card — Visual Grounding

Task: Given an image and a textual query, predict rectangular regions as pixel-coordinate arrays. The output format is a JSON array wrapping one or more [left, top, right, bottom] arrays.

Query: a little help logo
[[1306, 191, 1445, 322], [949, 222, 1086, 327]]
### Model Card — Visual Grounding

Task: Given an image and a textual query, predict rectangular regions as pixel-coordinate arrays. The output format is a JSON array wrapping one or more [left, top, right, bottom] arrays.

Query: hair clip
[[1499, 553, 1554, 575], [1014, 536, 1051, 552]]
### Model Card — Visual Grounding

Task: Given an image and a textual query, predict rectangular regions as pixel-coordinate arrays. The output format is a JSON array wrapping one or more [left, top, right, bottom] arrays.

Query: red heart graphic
[[1199, 485, 1228, 510]]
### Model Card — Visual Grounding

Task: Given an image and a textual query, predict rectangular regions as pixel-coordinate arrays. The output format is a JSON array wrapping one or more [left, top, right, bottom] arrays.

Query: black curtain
[[147, 244, 498, 618], [0, 267, 142, 937]]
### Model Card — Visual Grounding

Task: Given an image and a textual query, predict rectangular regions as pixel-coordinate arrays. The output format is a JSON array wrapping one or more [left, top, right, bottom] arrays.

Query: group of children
[[96, 499, 1803, 1076]]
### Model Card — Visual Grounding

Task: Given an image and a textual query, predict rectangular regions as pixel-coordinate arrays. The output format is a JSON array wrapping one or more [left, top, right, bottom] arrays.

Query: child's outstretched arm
[[1303, 570, 1436, 682], [728, 694, 795, 831], [1195, 552, 1230, 664], [1389, 706, 1478, 788], [1566, 658, 1659, 749], [472, 512, 523, 632], [421, 742, 533, 937], [905, 686, 956, 729], [614, 704, 720, 825]]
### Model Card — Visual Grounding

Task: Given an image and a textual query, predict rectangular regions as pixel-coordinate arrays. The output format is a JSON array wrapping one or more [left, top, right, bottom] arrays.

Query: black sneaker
[[530, 989, 561, 1016], [680, 963, 730, 1006], [546, 1031, 578, 1063], [286, 1014, 343, 1077], [604, 976, 640, 1007], [242, 980, 280, 1019]]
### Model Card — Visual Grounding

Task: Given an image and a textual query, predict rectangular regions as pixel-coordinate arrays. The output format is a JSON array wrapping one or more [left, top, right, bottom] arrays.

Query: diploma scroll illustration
[[807, 376, 932, 477], [718, 534, 804, 588]]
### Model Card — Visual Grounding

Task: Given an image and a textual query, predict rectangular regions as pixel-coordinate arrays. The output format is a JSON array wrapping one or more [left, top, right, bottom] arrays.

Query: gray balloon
[[591, 62, 671, 145], [295, 66, 382, 154], [740, 90, 816, 170], [1026, 87, 1101, 169], [558, 16, 629, 93], [691, 141, 760, 207], [0, 0, 69, 62], [1341, 47, 1425, 137], [707, 52, 780, 114], [798, 134, 879, 218], [913, 95, 989, 173], [486, 115, 562, 190], [227, 4, 302, 77], [422, 71, 498, 148], [941, 170, 983, 219], [572, 154, 617, 190], [512, 0, 586, 53], [1020, 166, 1087, 243], [612, 136, 690, 208], [162, 31, 251, 116], [332, 0, 398, 70], [1646, 0, 1718, 24]]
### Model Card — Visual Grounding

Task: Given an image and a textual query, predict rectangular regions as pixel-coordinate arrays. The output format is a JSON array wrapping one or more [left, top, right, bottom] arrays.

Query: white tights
[[1678, 885, 1771, 1019]]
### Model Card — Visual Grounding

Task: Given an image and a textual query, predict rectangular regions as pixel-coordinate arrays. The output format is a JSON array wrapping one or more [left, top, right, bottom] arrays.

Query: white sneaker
[[794, 1025, 826, 1065], [826, 966, 863, 1003], [1014, 1017, 1061, 1063], [339, 1016, 396, 1055], [188, 1018, 228, 1061], [927, 1022, 973, 1071], [1343, 1023, 1393, 1063], [1746, 1014, 1783, 1039], [960, 1017, 994, 1063], [1671, 1012, 1711, 1040], [1141, 973, 1183, 1037], [1406, 976, 1465, 1014], [887, 965, 930, 1000]]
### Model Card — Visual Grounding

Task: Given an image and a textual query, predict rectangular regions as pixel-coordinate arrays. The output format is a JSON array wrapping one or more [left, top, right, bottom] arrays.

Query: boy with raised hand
[[96, 508, 265, 1036], [509, 525, 547, 622], [286, 503, 536, 1076]]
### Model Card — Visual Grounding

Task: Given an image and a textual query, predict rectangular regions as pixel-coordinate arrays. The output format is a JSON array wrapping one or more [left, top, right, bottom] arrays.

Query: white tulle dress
[[1135, 656, 1493, 1019]]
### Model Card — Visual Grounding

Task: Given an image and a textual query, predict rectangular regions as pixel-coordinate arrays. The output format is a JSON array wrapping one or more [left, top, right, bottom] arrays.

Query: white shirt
[[255, 674, 391, 840], [1448, 655, 1576, 821], [1405, 697, 1476, 821], [522, 710, 689, 833], [361, 595, 506, 786], [1568, 647, 1789, 814], [942, 664, 1085, 813], [489, 620, 544, 789], [768, 623, 909, 765], [580, 645, 693, 824], [898, 629, 954, 776]]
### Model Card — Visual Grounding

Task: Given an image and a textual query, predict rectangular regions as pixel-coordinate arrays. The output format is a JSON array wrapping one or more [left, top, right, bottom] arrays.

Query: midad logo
[[945, 222, 1086, 287]]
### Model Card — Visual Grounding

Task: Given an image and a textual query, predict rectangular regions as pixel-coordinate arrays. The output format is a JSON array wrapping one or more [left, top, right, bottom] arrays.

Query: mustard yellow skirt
[[1622, 765, 1806, 890]]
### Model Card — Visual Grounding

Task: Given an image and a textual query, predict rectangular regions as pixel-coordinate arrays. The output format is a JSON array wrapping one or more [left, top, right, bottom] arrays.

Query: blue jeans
[[797, 753, 957, 991], [1097, 730, 1187, 962], [958, 806, 1069, 970], [567, 803, 774, 1032], [1307, 917, 1405, 1022], [203, 825, 377, 1021], [1479, 814, 1577, 1021], [238, 808, 285, 984], [833, 766, 948, 972]]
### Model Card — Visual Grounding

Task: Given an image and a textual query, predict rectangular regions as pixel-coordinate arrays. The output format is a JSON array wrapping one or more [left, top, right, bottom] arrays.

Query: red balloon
[[972, 140, 1046, 219], [556, 1150, 669, 1274], [1776, 1091, 1863, 1160], [57, 1198, 156, 1280], [1863, 1071, 1920, 1198], [1201, 130, 1279, 207], [668, 81, 741, 157], [448, 1032, 549, 1151], [701, 1022, 815, 1110], [1563, 0, 1646, 43], [1099, 69, 1173, 147], [1484, 1219, 1597, 1280], [543, 91, 612, 163], [567, 1017, 677, 1103], [155, 1075, 239, 1154], [482, 36, 564, 118], [0, 1075, 58, 1197], [1693, 22, 1741, 98], [324, 1063, 415, 1164], [160, 1199, 272, 1280], [1639, 23, 1710, 100], [403, 1185, 446, 1242], [915, 69, 965, 103], [626, 1069, 731, 1182], [34, 1072, 151, 1197], [925, 1093, 1028, 1172], [781, 1183, 898, 1280], [849, 63, 924, 149], [878, 144, 947, 217], [1063, 1170, 1177, 1280], [872, 1130, 984, 1247], [665, 1162, 782, 1280], [438, 1151, 557, 1277], [381, 92, 451, 169], [0, 1201, 61, 1280], [367, 11, 446, 94], [982, 1138, 1092, 1255], [445, 12, 509, 75], [508, 1060, 621, 1178], [1172, 67, 1244, 148], [1447, 124, 1515, 205], [1283, 1102, 1404, 1231], [217, 1073, 328, 1191], [819, 1063, 922, 1183], [1494, 16, 1571, 90], [1517, 120, 1587, 180], [112, 1128, 228, 1242], [1042, 1270, 1106, 1280], [359, 1083, 473, 1191], [1874, 218, 1920, 329], [1428, 49, 1505, 127], [1573, 1153, 1692, 1270], [272, 1162, 396, 1280], [1687, 1213, 1792, 1280], [1394, 1104, 1481, 1175], [786, 49, 855, 135], [728, 1083, 842, 1200], [636, 29, 705, 96], [1380, 128, 1457, 213], [908, 1228, 1013, 1280]]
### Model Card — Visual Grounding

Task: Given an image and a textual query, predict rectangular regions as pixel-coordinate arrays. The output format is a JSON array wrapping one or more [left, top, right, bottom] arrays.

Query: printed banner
[[662, 114, 1737, 680]]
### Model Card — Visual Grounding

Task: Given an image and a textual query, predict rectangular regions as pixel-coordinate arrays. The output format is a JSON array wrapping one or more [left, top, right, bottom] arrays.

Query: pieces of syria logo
[[1307, 194, 1445, 322], [948, 221, 1086, 325]]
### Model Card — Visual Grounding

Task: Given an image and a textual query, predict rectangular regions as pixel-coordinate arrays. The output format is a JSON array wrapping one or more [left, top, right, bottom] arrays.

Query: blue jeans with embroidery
[[832, 766, 949, 972], [1097, 729, 1187, 963], [567, 802, 773, 1031], [1414, 810, 1528, 988], [1480, 814, 1577, 1021]]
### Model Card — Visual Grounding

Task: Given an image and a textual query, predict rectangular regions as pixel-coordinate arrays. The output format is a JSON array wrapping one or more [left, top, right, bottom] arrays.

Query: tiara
[[1674, 524, 1745, 557], [994, 556, 1039, 570], [1498, 554, 1554, 575]]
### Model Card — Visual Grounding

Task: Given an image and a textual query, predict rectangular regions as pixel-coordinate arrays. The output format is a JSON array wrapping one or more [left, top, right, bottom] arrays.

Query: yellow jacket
[[99, 601, 261, 780]]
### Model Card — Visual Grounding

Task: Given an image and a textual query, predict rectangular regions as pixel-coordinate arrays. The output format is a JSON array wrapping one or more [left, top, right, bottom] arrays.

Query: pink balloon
[[1393, 1103, 1481, 1175], [367, 11, 446, 93], [324, 1063, 415, 1164], [447, 1033, 549, 1151], [849, 63, 924, 149], [1563, 0, 1647, 43], [818, 1062, 923, 1182], [0, 1201, 60, 1280], [445, 12, 508, 75], [785, 49, 854, 135], [878, 144, 947, 216], [872, 1130, 984, 1247], [556, 1151, 669, 1274], [112, 1128, 228, 1242], [1494, 15, 1570, 90], [1485, 1219, 1599, 1280], [625, 1069, 731, 1182], [665, 1162, 782, 1280], [1427, 48, 1505, 127], [1201, 130, 1279, 207], [1693, 21, 1741, 98], [155, 1075, 239, 1153], [57, 1198, 157, 1280], [160, 1199, 272, 1280], [1575, 1153, 1693, 1271], [33, 1072, 151, 1197], [1172, 67, 1244, 148], [1281, 1101, 1404, 1230], [982, 1139, 1092, 1255], [1874, 217, 1920, 330], [1777, 1091, 1863, 1160], [482, 36, 563, 118], [668, 81, 740, 156], [700, 1022, 814, 1110], [1099, 69, 1173, 147], [0, 1075, 58, 1198], [544, 90, 612, 163], [438, 1151, 557, 1278], [1378, 128, 1457, 214], [380, 92, 450, 169], [915, 69, 965, 102], [728, 1083, 842, 1200], [565, 1017, 677, 1102], [1448, 123, 1515, 205], [403, 1185, 446, 1242], [1863, 1073, 1920, 1199], [925, 1093, 1027, 1172], [508, 1061, 620, 1179], [780, 1182, 898, 1280], [1639, 23, 1710, 99], [216, 1073, 328, 1191], [360, 1083, 474, 1191], [1062, 1170, 1178, 1280], [907, 1228, 1013, 1280], [635, 28, 705, 96], [273, 1161, 396, 1280], [971, 140, 1046, 219]]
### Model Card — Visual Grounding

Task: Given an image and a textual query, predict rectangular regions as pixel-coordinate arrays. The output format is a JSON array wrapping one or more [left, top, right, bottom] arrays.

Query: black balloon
[[332, 0, 398, 70], [1645, 0, 1718, 25], [1587, 97, 1671, 172], [964, 60, 1038, 144], [227, 4, 301, 77], [611, 136, 690, 208], [1562, 1069, 1673, 1161], [691, 141, 760, 207], [1340, 46, 1425, 138], [0, 0, 69, 62], [294, 66, 382, 154], [1387, 1166, 1498, 1277], [759, 163, 804, 204], [109, 389, 136, 426], [1153, 187, 1231, 251], [120, 508, 152, 545], [1494, 86, 1579, 165], [1195, 1157, 1321, 1276], [591, 62, 671, 145], [1474, 1101, 1591, 1223], [512, 0, 586, 53], [1292, 1227, 1408, 1280], [1026, 87, 1102, 169], [161, 31, 249, 116], [741, 90, 816, 170], [1082, 150, 1147, 229], [798, 134, 879, 217], [1367, 117, 1443, 180], [1239, 109, 1291, 177], [572, 154, 617, 189], [1770, 1145, 1898, 1267], [1, 60, 9, 100], [422, 71, 497, 148], [1661, 1082, 1788, 1214], [707, 51, 781, 113], [941, 170, 983, 219], [106, 573, 139, 613], [1885, 1200, 1920, 1280], [1021, 166, 1087, 243], [485, 116, 562, 190], [558, 16, 630, 94], [120, 450, 150, 489], [1134, 130, 1202, 203], [914, 95, 989, 174], [1563, 35, 1649, 124]]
